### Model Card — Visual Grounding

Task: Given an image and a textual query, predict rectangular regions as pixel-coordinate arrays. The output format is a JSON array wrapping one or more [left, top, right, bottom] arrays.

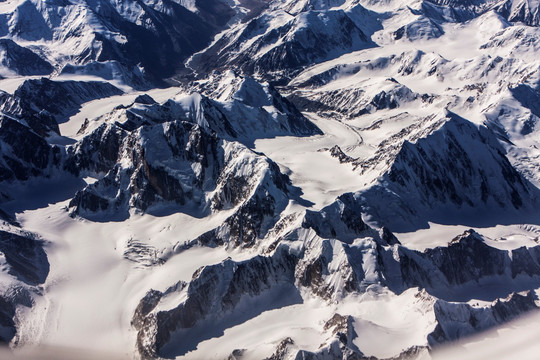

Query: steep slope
[[133, 246, 299, 358], [0, 0, 220, 84], [0, 38, 53, 76], [188, 3, 378, 82], [355, 111, 538, 231], [75, 73, 321, 145], [0, 115, 61, 185], [0, 78, 123, 137], [0, 78, 123, 193], [289, 77, 423, 118], [132, 196, 540, 359], [0, 220, 49, 344], [67, 119, 291, 224]]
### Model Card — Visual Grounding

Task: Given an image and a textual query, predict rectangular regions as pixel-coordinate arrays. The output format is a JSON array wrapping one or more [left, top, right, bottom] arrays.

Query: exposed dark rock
[[60, 61, 151, 90], [68, 121, 221, 217], [64, 123, 127, 176], [495, 0, 540, 26], [12, 78, 123, 124], [289, 80, 419, 118], [298, 200, 540, 301], [134, 94, 157, 105], [0, 227, 49, 345], [228, 348, 247, 360], [424, 230, 507, 285], [326, 145, 356, 164], [303, 193, 369, 243], [356, 112, 538, 232], [0, 230, 49, 286], [509, 84, 540, 119], [296, 236, 369, 300], [393, 17, 444, 41], [0, 92, 59, 137], [189, 8, 375, 82], [0, 294, 17, 344], [0, 286, 33, 344], [386, 346, 430, 360], [123, 238, 165, 268], [68, 116, 291, 224], [186, 74, 322, 140], [0, 39, 53, 76], [379, 227, 401, 246], [132, 290, 163, 331], [135, 247, 298, 358], [293, 313, 367, 360], [2, 0, 223, 82], [195, 162, 290, 248], [428, 291, 538, 345], [0, 208, 18, 226], [0, 116, 60, 182], [264, 337, 295, 360], [377, 229, 540, 297]]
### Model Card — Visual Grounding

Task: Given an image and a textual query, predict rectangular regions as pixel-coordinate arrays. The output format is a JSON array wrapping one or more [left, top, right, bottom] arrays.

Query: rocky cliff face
[[0, 39, 53, 76], [0, 116, 61, 183], [429, 291, 538, 345], [355, 111, 539, 231], [132, 192, 540, 358], [74, 74, 321, 143], [187, 72, 322, 140], [133, 246, 298, 358], [192, 160, 290, 248], [0, 230, 49, 286], [289, 77, 423, 118], [0, 0, 220, 82], [423, 0, 540, 26], [67, 119, 292, 221], [0, 223, 49, 344], [378, 230, 540, 296], [0, 78, 125, 198], [64, 75, 318, 221], [12, 78, 123, 124], [0, 78, 123, 137], [188, 5, 376, 82]]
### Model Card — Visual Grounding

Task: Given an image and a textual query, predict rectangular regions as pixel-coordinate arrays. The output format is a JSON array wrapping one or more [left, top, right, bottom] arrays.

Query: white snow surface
[[3, 0, 540, 358]]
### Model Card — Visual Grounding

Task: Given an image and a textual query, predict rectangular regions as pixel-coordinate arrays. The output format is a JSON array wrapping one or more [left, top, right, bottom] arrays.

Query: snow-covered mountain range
[[1, 0, 540, 359]]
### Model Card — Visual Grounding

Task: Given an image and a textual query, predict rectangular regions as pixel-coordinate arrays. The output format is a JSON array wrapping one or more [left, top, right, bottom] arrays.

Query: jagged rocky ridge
[[289, 78, 423, 118], [260, 321, 429, 360], [0, 38, 53, 76], [354, 111, 539, 231], [132, 193, 540, 358], [188, 1, 379, 82], [0, 115, 61, 184], [67, 119, 292, 223], [77, 72, 321, 144], [0, 0, 312, 85], [65, 75, 319, 221], [0, 221, 49, 344], [428, 291, 538, 345], [0, 72, 318, 222], [0, 78, 124, 191], [0, 0, 538, 87], [421, 0, 540, 26], [0, 0, 221, 83], [186, 71, 322, 140], [0, 78, 122, 137]]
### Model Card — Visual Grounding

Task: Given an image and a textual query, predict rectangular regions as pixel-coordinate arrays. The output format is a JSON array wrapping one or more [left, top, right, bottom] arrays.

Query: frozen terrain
[[1, 0, 540, 359]]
